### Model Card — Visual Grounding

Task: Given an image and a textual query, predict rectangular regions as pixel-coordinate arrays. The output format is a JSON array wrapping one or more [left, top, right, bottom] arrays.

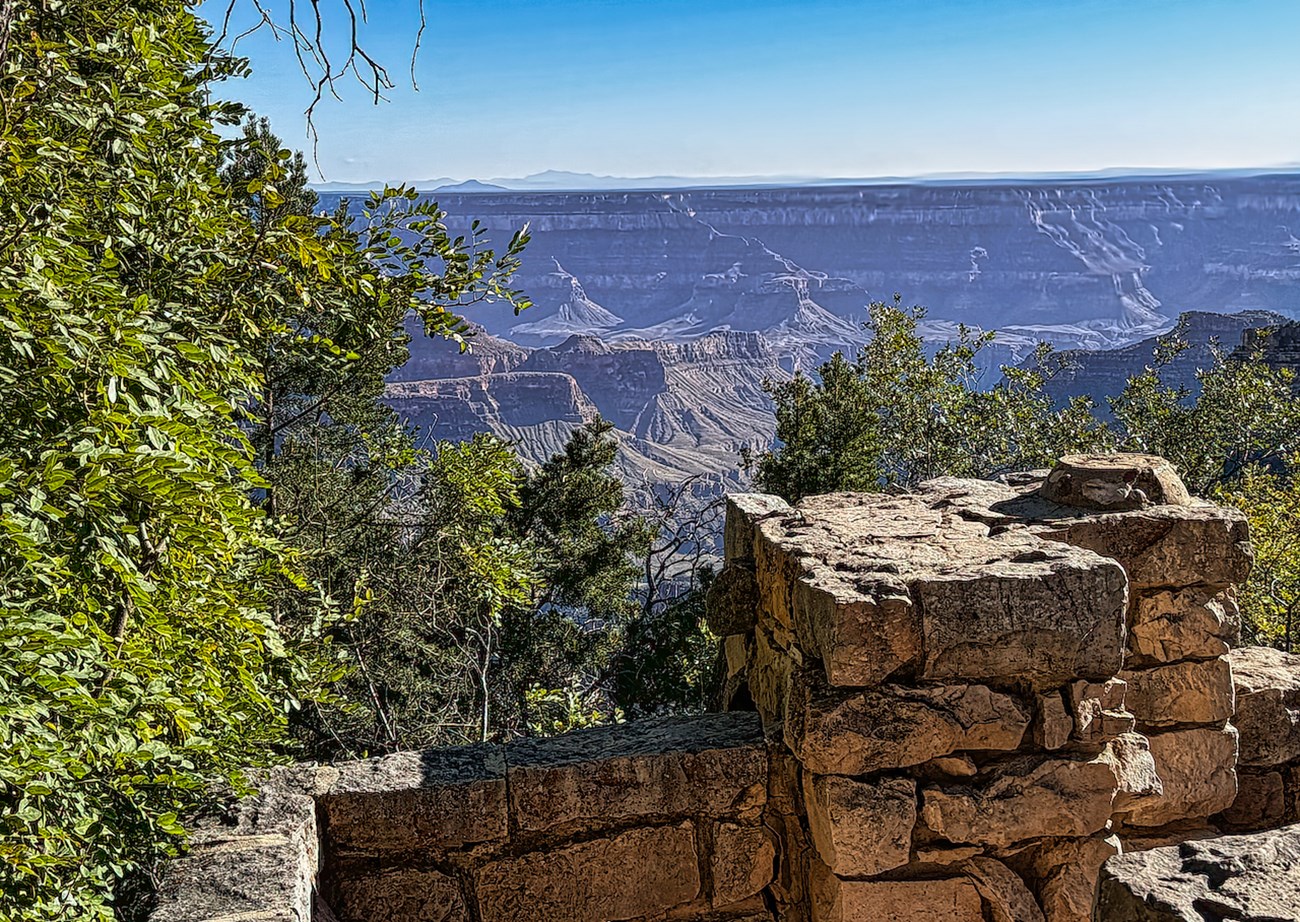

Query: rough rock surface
[[1127, 589, 1239, 666], [810, 863, 984, 922], [1230, 646, 1300, 767], [1121, 727, 1239, 827], [1095, 824, 1300, 921], [803, 774, 915, 877], [1039, 454, 1192, 511], [786, 675, 1029, 776], [1120, 657, 1235, 729], [921, 754, 1119, 847]]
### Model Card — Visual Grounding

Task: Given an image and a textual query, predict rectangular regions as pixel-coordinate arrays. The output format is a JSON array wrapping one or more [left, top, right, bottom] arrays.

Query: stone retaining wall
[[150, 454, 1300, 922], [709, 454, 1252, 921]]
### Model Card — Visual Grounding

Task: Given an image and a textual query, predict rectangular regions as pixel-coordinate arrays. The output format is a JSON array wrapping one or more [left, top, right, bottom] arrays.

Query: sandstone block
[[1120, 657, 1234, 729], [793, 570, 919, 687], [960, 856, 1045, 922], [329, 869, 467, 922], [1016, 834, 1120, 922], [1120, 726, 1238, 827], [749, 623, 797, 728], [924, 755, 979, 778], [152, 792, 318, 922], [803, 774, 915, 877], [914, 845, 984, 865], [1039, 453, 1192, 511], [1095, 825, 1300, 921], [711, 823, 776, 907], [475, 823, 701, 922], [914, 540, 1128, 687], [725, 493, 791, 564], [506, 712, 766, 836], [707, 564, 761, 635], [1127, 588, 1239, 666], [1099, 732, 1164, 813], [921, 754, 1119, 848], [1229, 645, 1300, 767], [1036, 504, 1252, 591], [786, 673, 1029, 776], [810, 862, 984, 922], [1034, 692, 1073, 750], [1067, 678, 1135, 744], [320, 744, 506, 855], [1218, 770, 1286, 831]]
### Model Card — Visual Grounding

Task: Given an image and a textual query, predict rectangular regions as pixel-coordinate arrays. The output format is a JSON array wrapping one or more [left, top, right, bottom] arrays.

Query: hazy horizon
[[212, 0, 1300, 184]]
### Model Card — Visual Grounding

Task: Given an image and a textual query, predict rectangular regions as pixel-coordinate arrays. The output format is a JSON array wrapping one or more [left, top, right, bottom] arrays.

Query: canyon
[[344, 173, 1300, 486]]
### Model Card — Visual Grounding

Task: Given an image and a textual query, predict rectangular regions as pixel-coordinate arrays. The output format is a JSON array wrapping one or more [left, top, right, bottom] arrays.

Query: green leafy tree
[[753, 298, 1108, 500]]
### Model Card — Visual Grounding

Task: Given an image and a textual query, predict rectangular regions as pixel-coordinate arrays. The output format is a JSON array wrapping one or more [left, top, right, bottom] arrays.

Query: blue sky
[[209, 0, 1300, 182]]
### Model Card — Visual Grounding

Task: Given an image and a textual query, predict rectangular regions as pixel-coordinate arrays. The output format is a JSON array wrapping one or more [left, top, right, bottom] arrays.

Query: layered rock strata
[[709, 453, 1251, 922]]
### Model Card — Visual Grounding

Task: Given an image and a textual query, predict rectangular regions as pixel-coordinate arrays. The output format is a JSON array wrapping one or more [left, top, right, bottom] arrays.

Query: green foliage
[[1222, 463, 1300, 649], [0, 5, 531, 918], [753, 298, 1108, 500]]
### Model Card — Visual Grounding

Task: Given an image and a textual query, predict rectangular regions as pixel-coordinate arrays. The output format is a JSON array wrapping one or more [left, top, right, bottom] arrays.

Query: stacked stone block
[[709, 454, 1252, 922], [306, 712, 775, 922], [1217, 646, 1300, 831]]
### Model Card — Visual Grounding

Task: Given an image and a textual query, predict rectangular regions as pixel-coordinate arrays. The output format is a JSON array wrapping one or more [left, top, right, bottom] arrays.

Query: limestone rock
[[152, 792, 318, 922], [749, 623, 797, 728], [707, 563, 762, 635], [320, 744, 506, 855], [329, 869, 467, 922], [1120, 657, 1234, 729], [1218, 770, 1286, 831], [1099, 732, 1164, 812], [914, 538, 1128, 687], [1035, 504, 1252, 591], [1034, 692, 1073, 750], [1095, 824, 1300, 921], [475, 823, 701, 922], [924, 755, 980, 778], [711, 823, 776, 907], [803, 774, 915, 877], [960, 856, 1045, 922], [787, 674, 1029, 776], [810, 862, 984, 922], [793, 570, 920, 688], [1120, 726, 1238, 827], [1016, 834, 1120, 922], [914, 845, 984, 865], [506, 712, 766, 836], [921, 754, 1119, 847], [1229, 645, 1300, 767], [1127, 589, 1239, 666], [1039, 453, 1192, 511], [1068, 679, 1135, 744], [725, 493, 792, 564]]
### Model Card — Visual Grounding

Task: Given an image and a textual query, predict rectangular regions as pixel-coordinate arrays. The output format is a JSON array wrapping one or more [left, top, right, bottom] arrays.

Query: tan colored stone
[[914, 539, 1128, 687], [1034, 692, 1073, 750], [706, 564, 761, 635], [725, 493, 792, 564], [1098, 732, 1163, 813], [786, 672, 1029, 776], [1039, 453, 1192, 511], [915, 845, 984, 865], [711, 823, 776, 907], [960, 857, 1045, 922], [803, 774, 915, 877], [1120, 657, 1234, 729], [1067, 678, 1135, 743], [1120, 726, 1238, 827], [1036, 503, 1252, 591], [506, 713, 766, 836], [792, 571, 920, 687], [921, 754, 1119, 848], [750, 622, 796, 728], [329, 869, 467, 922], [1218, 770, 1286, 831], [1018, 834, 1120, 922], [924, 755, 979, 778], [810, 862, 984, 922], [320, 744, 506, 855], [475, 823, 701, 922], [1229, 645, 1300, 767], [1127, 588, 1238, 665]]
